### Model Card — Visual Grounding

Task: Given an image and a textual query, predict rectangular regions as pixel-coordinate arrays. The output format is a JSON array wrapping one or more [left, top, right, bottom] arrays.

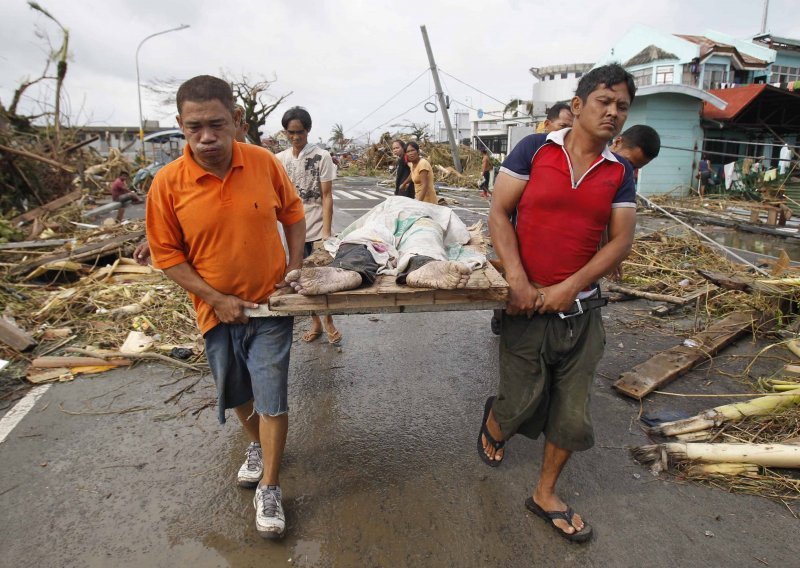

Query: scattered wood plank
[[650, 285, 718, 317], [613, 311, 756, 400], [0, 239, 70, 251], [784, 364, 800, 376], [0, 319, 37, 351], [31, 355, 131, 368], [10, 230, 144, 277], [11, 190, 83, 225]]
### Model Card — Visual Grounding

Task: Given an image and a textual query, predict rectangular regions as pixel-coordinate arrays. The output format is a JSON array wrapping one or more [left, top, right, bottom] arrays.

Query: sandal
[[524, 497, 593, 543], [302, 329, 323, 342], [326, 329, 343, 344], [477, 396, 505, 467]]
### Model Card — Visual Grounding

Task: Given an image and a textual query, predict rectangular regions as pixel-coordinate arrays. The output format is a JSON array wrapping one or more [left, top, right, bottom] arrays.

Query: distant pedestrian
[[406, 141, 438, 204], [146, 75, 306, 540], [779, 143, 793, 176], [276, 107, 342, 345], [479, 148, 492, 199], [110, 171, 142, 222], [609, 124, 661, 170], [698, 154, 712, 197], [392, 139, 415, 198]]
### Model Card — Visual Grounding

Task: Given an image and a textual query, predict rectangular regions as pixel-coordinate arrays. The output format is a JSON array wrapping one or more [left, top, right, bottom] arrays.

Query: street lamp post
[[136, 24, 190, 162]]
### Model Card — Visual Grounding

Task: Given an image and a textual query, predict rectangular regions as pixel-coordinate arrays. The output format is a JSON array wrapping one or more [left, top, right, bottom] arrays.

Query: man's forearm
[[163, 262, 225, 306], [488, 209, 527, 286], [283, 218, 306, 269], [321, 181, 333, 238]]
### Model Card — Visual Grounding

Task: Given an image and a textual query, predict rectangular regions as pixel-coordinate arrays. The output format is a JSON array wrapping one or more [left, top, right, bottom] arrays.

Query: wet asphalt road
[[1, 177, 799, 567]]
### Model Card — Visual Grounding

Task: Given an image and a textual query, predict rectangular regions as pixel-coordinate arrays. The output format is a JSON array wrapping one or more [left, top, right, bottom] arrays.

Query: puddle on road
[[698, 225, 800, 261]]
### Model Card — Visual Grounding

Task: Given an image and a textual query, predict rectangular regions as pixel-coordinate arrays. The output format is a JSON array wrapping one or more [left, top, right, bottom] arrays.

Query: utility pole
[[420, 25, 462, 173], [761, 0, 769, 34]]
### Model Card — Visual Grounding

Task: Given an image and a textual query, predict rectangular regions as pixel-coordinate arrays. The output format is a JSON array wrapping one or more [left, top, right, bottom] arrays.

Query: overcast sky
[[2, 0, 798, 145]]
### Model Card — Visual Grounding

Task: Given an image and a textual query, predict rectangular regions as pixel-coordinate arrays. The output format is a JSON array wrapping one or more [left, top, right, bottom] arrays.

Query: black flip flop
[[477, 396, 505, 467], [525, 497, 593, 543]]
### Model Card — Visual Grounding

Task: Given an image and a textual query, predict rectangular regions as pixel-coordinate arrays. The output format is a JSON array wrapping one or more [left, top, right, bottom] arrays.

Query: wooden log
[[82, 202, 121, 219], [604, 283, 686, 304], [11, 230, 144, 277], [31, 356, 131, 368], [0, 143, 76, 173], [11, 190, 83, 225], [613, 311, 756, 400], [0, 239, 70, 251], [0, 319, 37, 351]]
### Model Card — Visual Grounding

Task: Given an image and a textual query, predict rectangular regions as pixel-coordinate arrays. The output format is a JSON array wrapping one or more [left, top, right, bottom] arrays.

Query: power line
[[344, 68, 429, 134], [438, 68, 508, 107], [359, 94, 436, 137]]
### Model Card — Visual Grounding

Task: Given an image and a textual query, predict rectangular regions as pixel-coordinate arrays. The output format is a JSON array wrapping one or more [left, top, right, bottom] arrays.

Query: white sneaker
[[253, 485, 286, 539], [237, 442, 263, 488]]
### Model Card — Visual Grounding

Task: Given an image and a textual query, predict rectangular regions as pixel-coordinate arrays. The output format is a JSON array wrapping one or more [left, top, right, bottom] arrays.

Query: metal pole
[[761, 0, 769, 34], [136, 24, 190, 162], [420, 25, 462, 173]]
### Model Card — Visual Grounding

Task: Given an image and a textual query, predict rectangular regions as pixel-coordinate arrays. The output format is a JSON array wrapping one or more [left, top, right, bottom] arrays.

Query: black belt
[[557, 296, 608, 319]]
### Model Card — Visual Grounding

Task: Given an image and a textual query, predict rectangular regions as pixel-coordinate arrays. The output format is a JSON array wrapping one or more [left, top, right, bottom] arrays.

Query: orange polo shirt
[[146, 142, 304, 335]]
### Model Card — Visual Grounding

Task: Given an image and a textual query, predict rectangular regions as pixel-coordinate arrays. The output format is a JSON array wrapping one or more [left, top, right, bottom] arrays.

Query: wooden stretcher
[[246, 226, 508, 317]]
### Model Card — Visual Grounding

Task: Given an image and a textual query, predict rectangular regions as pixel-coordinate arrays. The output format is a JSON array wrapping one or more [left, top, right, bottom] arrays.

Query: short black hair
[[619, 125, 661, 159], [406, 140, 420, 152], [281, 107, 312, 131], [480, 147, 488, 154], [575, 64, 636, 104], [546, 102, 572, 121], [176, 75, 234, 115]]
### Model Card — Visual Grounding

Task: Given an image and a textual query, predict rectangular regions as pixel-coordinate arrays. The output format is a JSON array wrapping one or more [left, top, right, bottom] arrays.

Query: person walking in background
[[276, 107, 342, 345], [392, 139, 415, 198], [479, 148, 492, 199], [406, 141, 438, 204]]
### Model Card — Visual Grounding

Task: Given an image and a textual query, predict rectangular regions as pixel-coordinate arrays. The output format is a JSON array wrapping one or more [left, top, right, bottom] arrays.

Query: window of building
[[560, 72, 568, 79], [631, 67, 653, 87], [702, 64, 728, 90], [549, 74, 554, 80], [655, 65, 674, 84], [772, 65, 800, 83], [575, 72, 583, 78]]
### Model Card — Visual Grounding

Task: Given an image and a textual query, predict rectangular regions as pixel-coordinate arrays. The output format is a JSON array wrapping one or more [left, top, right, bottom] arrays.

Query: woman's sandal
[[302, 329, 323, 342], [326, 329, 343, 345], [477, 396, 505, 467]]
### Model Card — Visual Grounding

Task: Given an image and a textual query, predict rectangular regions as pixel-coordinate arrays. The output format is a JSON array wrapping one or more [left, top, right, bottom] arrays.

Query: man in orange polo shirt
[[146, 75, 305, 540]]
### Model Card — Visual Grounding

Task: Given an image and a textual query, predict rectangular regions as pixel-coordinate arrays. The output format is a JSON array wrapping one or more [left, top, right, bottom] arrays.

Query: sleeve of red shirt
[[499, 134, 547, 180], [611, 159, 637, 206]]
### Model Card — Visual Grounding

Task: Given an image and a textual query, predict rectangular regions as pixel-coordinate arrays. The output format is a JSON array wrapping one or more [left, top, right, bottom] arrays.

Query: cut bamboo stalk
[[647, 388, 800, 437], [632, 443, 800, 468], [684, 463, 759, 476]]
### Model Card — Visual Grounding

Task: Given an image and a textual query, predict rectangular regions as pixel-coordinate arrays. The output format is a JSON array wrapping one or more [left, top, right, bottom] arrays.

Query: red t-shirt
[[499, 129, 636, 287], [111, 178, 129, 201]]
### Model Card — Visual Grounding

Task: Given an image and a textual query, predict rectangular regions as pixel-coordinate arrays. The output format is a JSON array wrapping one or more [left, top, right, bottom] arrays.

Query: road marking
[[0, 384, 50, 445], [348, 190, 384, 200], [333, 190, 359, 200]]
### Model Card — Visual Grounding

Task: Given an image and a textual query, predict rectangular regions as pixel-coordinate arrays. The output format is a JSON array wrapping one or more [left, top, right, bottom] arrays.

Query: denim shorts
[[204, 316, 294, 424]]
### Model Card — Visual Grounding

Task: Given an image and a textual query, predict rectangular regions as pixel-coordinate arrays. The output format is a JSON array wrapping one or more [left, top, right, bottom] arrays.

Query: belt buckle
[[558, 299, 584, 320]]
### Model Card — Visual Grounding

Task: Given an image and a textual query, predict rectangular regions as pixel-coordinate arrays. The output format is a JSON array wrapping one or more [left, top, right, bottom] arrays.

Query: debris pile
[[347, 132, 488, 188]]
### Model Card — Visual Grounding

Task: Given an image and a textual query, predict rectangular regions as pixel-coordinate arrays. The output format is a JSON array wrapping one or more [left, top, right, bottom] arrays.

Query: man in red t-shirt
[[109, 171, 141, 221], [477, 64, 638, 543]]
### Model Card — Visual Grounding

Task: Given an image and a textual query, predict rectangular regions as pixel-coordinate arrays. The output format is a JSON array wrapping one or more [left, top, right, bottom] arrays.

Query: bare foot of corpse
[[285, 268, 363, 295], [406, 261, 472, 289]]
